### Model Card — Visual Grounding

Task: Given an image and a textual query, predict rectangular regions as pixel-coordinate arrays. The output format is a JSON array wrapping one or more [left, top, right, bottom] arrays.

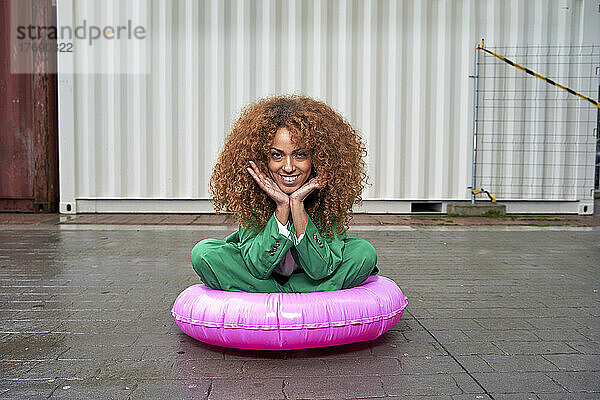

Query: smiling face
[[267, 127, 312, 194]]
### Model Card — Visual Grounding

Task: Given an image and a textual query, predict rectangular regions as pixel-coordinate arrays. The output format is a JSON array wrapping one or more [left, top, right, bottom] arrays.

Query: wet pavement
[[0, 222, 599, 399]]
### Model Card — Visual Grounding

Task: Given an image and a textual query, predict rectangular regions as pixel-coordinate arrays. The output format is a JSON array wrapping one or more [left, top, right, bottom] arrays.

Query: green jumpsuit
[[191, 212, 379, 293]]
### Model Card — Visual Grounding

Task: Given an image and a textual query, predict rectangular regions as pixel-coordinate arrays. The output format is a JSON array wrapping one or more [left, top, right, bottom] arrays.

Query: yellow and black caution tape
[[471, 189, 496, 203], [476, 40, 600, 109]]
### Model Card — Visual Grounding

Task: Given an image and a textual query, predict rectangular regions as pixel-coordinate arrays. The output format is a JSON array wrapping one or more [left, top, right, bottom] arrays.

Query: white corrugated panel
[[57, 0, 599, 214]]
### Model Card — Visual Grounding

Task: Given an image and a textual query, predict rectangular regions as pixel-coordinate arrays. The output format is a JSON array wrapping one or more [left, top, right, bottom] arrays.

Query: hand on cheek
[[247, 161, 290, 206], [290, 174, 327, 203]]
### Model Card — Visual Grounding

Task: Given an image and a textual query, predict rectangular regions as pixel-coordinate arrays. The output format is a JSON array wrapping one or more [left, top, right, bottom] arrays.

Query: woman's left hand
[[290, 174, 327, 203]]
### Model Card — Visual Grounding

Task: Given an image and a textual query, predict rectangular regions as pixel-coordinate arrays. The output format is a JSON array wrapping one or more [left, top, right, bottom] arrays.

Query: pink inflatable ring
[[171, 275, 408, 350]]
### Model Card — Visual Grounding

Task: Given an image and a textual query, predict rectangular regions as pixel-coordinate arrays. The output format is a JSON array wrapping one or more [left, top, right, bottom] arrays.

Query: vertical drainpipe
[[470, 42, 481, 204]]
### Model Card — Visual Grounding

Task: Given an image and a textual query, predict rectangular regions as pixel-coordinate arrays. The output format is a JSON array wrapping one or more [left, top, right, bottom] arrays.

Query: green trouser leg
[[286, 238, 379, 293], [191, 239, 286, 292], [191, 237, 378, 293]]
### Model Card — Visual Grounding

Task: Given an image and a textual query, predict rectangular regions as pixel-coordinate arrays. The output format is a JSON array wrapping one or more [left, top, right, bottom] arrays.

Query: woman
[[191, 95, 378, 292]]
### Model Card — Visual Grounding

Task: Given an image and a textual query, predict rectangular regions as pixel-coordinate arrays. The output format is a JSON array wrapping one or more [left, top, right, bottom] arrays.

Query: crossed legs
[[191, 237, 378, 293]]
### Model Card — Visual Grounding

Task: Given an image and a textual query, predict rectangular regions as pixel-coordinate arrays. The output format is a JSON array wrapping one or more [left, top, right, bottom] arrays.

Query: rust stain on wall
[[0, 0, 58, 212]]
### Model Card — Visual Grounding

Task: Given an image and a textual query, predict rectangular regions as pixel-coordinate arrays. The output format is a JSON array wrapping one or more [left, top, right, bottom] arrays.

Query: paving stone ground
[[1, 197, 599, 228], [0, 224, 598, 399]]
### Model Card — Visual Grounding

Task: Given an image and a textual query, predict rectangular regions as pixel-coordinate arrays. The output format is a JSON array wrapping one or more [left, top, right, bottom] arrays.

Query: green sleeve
[[293, 214, 346, 280], [237, 212, 294, 279]]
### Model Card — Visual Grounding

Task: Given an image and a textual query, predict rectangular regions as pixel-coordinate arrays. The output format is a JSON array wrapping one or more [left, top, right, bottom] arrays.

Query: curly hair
[[210, 95, 368, 239]]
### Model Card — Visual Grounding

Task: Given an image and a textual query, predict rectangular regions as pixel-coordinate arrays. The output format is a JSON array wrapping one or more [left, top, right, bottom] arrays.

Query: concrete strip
[[0, 224, 598, 232]]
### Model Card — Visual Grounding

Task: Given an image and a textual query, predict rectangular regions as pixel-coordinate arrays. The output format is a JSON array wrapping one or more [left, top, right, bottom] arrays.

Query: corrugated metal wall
[[57, 0, 599, 214], [1, 0, 59, 212]]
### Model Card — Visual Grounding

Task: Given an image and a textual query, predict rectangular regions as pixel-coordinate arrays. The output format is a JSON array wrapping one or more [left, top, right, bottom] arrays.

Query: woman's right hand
[[246, 161, 289, 207]]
